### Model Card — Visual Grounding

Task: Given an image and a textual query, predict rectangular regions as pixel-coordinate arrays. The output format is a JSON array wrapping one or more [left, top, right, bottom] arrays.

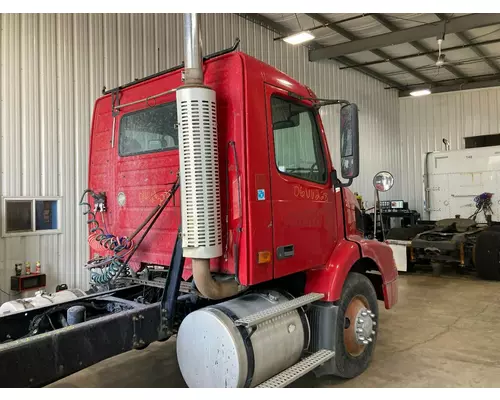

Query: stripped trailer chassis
[[0, 232, 187, 388]]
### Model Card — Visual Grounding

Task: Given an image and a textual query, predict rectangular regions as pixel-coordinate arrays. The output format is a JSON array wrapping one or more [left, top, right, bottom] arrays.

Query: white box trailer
[[388, 145, 500, 273], [423, 145, 500, 223]]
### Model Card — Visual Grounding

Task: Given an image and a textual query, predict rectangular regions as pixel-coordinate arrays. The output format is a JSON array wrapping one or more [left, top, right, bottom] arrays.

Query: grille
[[177, 86, 222, 259]]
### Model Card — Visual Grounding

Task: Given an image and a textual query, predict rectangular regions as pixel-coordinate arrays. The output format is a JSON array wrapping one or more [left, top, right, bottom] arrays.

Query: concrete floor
[[49, 273, 500, 388]]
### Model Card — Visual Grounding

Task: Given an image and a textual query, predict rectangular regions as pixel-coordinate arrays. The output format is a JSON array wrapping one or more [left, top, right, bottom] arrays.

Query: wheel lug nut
[[359, 336, 365, 341], [361, 311, 367, 316], [363, 340, 369, 345], [358, 318, 364, 323], [367, 338, 372, 343], [372, 321, 376, 326], [372, 330, 376, 335], [357, 328, 363, 333], [370, 313, 375, 318]]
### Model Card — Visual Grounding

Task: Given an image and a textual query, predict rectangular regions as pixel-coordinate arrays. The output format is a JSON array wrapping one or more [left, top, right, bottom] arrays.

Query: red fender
[[304, 239, 361, 302], [356, 237, 398, 309], [305, 237, 398, 309]]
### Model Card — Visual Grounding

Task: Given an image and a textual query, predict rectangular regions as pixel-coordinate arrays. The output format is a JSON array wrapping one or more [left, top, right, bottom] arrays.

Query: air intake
[[177, 86, 222, 259]]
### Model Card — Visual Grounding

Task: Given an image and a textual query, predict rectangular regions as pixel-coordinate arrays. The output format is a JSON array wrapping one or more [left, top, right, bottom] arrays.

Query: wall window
[[2, 197, 61, 237], [119, 102, 178, 156], [271, 97, 327, 184]]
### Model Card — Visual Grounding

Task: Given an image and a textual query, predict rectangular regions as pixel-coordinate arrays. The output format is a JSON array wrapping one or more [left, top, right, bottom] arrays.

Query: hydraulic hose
[[110, 177, 181, 282], [79, 190, 134, 284], [80, 177, 179, 285]]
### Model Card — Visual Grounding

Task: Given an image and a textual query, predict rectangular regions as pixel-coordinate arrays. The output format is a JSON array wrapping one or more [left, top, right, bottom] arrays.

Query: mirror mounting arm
[[314, 99, 350, 110], [287, 92, 350, 109], [331, 170, 353, 188]]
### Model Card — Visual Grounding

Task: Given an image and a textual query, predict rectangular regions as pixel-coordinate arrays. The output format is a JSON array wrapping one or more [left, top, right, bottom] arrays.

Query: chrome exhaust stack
[[176, 13, 239, 300]]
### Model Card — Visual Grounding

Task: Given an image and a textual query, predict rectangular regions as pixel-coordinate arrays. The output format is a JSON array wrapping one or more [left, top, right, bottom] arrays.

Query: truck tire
[[475, 229, 500, 280], [332, 272, 379, 379]]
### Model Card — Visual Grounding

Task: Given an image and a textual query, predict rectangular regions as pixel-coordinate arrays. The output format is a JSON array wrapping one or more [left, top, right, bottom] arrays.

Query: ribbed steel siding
[[400, 87, 500, 215], [0, 13, 400, 303]]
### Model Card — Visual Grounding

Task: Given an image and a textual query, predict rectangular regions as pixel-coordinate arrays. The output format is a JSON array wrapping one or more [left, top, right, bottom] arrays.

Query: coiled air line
[[80, 176, 180, 285]]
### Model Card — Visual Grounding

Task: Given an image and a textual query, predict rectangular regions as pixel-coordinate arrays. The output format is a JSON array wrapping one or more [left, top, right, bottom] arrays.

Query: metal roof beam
[[334, 56, 406, 88], [310, 13, 500, 61], [239, 13, 294, 38], [399, 75, 500, 96], [273, 14, 374, 41], [339, 38, 500, 69], [371, 14, 468, 80], [238, 13, 405, 90], [306, 13, 433, 84], [436, 13, 500, 74], [392, 72, 496, 89]]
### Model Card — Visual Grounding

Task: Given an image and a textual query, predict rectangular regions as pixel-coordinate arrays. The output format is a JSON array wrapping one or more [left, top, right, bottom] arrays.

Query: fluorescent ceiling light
[[410, 89, 431, 97], [283, 31, 315, 45]]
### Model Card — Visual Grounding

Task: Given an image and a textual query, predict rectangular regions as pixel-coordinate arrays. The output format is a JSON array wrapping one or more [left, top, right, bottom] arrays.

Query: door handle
[[277, 244, 294, 260]]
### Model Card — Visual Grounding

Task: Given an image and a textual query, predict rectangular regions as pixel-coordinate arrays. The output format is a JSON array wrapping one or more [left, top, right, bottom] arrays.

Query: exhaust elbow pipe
[[192, 259, 240, 300]]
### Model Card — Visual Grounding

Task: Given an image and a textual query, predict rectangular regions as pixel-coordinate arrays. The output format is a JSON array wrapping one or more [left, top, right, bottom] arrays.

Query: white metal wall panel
[[400, 86, 500, 216], [0, 13, 400, 303]]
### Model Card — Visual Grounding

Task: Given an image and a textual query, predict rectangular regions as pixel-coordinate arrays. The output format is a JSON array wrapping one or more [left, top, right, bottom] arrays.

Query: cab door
[[265, 85, 338, 278]]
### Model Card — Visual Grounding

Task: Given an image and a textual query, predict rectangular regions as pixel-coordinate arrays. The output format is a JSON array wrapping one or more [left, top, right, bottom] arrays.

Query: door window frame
[[269, 94, 329, 185]]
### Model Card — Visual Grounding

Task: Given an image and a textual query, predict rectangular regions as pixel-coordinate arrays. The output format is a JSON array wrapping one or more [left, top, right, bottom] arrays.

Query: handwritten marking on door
[[293, 185, 328, 202]]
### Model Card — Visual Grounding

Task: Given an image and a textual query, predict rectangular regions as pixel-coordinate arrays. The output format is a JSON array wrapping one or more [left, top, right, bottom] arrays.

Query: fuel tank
[[176, 290, 309, 387]]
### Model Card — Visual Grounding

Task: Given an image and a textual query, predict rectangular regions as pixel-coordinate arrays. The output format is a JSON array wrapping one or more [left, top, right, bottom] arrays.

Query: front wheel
[[332, 272, 379, 378]]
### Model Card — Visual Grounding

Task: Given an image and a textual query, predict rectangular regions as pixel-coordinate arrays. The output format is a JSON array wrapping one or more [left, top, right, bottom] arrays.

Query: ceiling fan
[[434, 30, 465, 69]]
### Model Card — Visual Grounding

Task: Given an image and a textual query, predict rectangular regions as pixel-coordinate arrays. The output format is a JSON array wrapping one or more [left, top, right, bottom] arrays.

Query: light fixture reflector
[[283, 31, 315, 45], [410, 89, 431, 97]]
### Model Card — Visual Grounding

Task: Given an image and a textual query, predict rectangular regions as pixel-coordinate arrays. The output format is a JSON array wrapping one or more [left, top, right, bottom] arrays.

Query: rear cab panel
[[88, 52, 249, 281]]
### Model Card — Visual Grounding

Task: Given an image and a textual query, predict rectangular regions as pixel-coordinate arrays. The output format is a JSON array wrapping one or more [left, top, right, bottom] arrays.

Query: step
[[256, 349, 335, 388], [235, 292, 324, 328]]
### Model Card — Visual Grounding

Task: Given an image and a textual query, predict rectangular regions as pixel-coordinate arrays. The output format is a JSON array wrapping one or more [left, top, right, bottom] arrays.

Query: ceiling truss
[[239, 13, 500, 96]]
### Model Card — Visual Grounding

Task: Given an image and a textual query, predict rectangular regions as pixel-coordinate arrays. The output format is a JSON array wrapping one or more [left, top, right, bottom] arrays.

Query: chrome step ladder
[[257, 349, 335, 388], [234, 292, 324, 328]]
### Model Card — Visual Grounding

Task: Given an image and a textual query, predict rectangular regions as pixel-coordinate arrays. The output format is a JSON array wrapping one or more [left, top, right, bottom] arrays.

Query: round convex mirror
[[373, 171, 394, 192]]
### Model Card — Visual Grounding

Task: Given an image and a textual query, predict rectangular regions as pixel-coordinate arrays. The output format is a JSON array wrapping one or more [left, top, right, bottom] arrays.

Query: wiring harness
[[80, 175, 180, 286], [79, 190, 135, 284]]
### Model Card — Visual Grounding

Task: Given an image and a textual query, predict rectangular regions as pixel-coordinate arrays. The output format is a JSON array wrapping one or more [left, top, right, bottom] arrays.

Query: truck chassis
[[0, 231, 186, 388]]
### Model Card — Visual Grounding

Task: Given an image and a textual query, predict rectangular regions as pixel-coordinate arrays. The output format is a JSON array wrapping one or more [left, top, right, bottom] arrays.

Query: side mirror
[[373, 171, 394, 192], [340, 103, 360, 180]]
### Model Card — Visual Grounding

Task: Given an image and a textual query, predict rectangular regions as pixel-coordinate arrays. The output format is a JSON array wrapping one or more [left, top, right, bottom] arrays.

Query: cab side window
[[119, 102, 178, 156], [271, 97, 327, 184]]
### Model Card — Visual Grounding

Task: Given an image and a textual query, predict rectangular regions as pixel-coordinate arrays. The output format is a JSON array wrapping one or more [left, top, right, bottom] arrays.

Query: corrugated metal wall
[[0, 13, 400, 303], [400, 87, 500, 215]]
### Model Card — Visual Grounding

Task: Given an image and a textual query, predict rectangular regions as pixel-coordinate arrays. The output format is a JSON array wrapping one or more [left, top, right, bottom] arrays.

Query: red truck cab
[[89, 51, 397, 302], [88, 49, 397, 383]]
